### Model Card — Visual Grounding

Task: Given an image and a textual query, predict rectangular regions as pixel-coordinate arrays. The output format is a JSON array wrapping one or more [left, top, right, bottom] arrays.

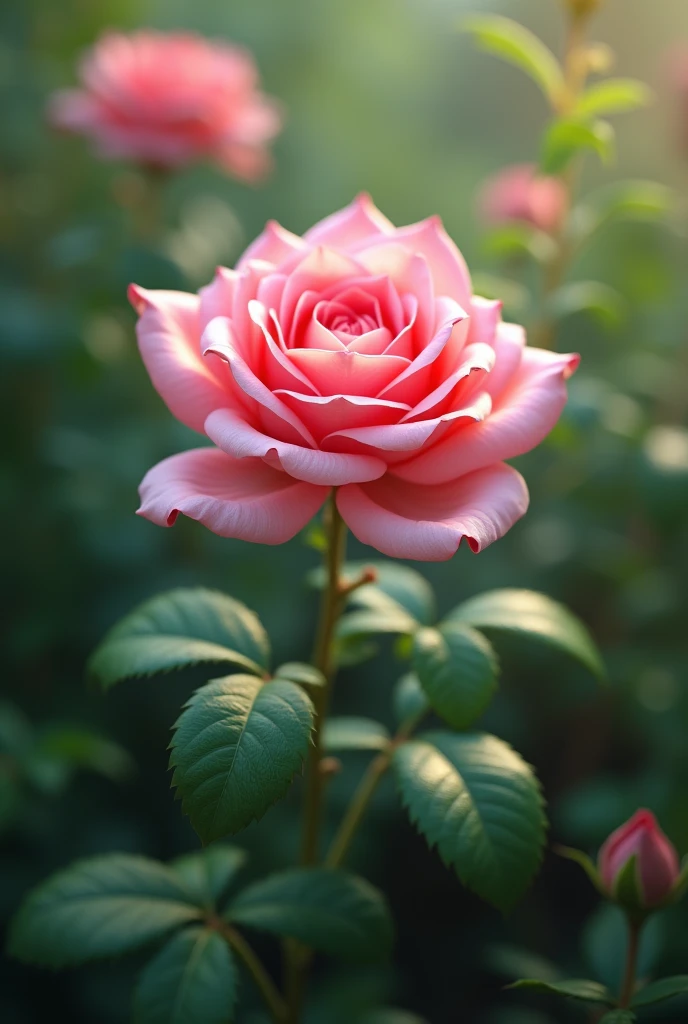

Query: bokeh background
[[2, 0, 688, 1021]]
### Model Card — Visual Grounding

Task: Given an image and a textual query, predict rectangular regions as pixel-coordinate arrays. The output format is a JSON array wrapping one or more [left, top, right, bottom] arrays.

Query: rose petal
[[288, 348, 410, 397], [337, 462, 529, 561], [304, 193, 395, 248], [237, 219, 309, 269], [382, 215, 472, 310], [138, 446, 328, 544], [274, 390, 411, 440], [379, 302, 468, 405], [486, 321, 527, 401], [402, 342, 496, 422], [199, 266, 237, 334], [279, 246, 369, 328], [468, 295, 502, 345], [205, 408, 386, 485], [357, 246, 434, 344], [392, 347, 578, 485], [203, 316, 317, 446], [247, 300, 319, 395], [128, 285, 231, 433]]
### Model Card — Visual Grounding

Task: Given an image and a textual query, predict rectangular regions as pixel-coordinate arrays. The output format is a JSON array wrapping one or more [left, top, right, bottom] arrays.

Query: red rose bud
[[598, 809, 680, 909]]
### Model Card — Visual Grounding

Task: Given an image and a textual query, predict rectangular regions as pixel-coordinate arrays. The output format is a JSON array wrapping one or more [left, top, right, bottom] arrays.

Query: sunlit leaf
[[412, 624, 498, 729], [393, 732, 546, 911], [323, 717, 391, 752], [575, 79, 653, 119], [170, 675, 313, 843], [541, 118, 615, 174], [508, 978, 615, 1005], [445, 589, 605, 681], [89, 589, 269, 689], [463, 15, 565, 106]]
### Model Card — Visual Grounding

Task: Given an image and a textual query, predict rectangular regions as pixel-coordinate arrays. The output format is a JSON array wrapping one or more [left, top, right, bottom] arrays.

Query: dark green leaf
[[541, 118, 615, 175], [323, 718, 390, 752], [359, 1013, 428, 1024], [133, 926, 237, 1024], [35, 727, 135, 782], [393, 732, 546, 911], [8, 854, 201, 967], [172, 846, 247, 909], [509, 978, 615, 1005], [273, 662, 326, 690], [0, 702, 34, 758], [462, 15, 564, 106], [412, 624, 498, 729], [337, 608, 418, 641], [445, 589, 605, 681], [393, 673, 430, 727], [228, 868, 393, 962], [575, 79, 653, 118], [599, 1012, 636, 1024], [632, 975, 688, 1008], [170, 675, 313, 843], [344, 561, 436, 626], [612, 854, 645, 918], [89, 589, 269, 690]]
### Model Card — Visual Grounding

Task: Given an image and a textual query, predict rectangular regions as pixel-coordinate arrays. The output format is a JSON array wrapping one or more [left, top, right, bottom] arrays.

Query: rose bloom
[[479, 164, 567, 234], [598, 809, 680, 908], [131, 195, 578, 561], [48, 30, 281, 180]]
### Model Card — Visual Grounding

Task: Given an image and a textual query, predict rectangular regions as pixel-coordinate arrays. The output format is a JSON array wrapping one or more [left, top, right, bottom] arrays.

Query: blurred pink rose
[[669, 45, 688, 151], [131, 195, 578, 561], [598, 809, 680, 908], [479, 164, 567, 234], [48, 30, 281, 179]]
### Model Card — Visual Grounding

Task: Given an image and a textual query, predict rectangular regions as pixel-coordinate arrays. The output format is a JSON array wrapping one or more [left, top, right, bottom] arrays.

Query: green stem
[[325, 710, 427, 870], [285, 491, 347, 1022], [221, 923, 289, 1023], [618, 918, 642, 1009], [530, 4, 594, 350]]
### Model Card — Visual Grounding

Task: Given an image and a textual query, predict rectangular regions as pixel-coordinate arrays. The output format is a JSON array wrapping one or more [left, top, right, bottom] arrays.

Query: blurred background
[[2, 0, 688, 1021]]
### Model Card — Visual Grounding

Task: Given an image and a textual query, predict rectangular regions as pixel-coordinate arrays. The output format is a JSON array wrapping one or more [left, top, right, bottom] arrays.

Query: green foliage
[[555, 845, 603, 892], [345, 561, 437, 625], [273, 662, 326, 690], [89, 589, 269, 689], [508, 978, 615, 1005], [575, 79, 653, 118], [612, 854, 645, 917], [8, 854, 201, 967], [170, 675, 313, 843], [172, 846, 247, 910], [583, 904, 664, 993], [393, 673, 430, 726], [359, 1013, 428, 1024], [445, 589, 605, 680], [541, 117, 615, 174], [571, 180, 676, 242], [323, 717, 391, 752], [412, 624, 498, 729], [631, 975, 688, 1009], [393, 732, 546, 911], [462, 15, 565, 107], [599, 1013, 636, 1024], [133, 927, 238, 1024], [548, 281, 626, 331], [228, 868, 394, 962]]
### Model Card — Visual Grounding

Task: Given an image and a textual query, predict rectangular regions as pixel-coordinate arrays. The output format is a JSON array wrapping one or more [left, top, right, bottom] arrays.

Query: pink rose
[[48, 30, 281, 180], [132, 195, 578, 561], [479, 164, 567, 234], [598, 809, 680, 908]]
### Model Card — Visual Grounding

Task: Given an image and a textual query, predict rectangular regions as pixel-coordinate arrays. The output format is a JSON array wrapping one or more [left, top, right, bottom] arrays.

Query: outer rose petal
[[137, 446, 328, 544], [237, 220, 308, 270], [337, 463, 529, 561], [205, 407, 386, 485], [304, 193, 395, 248], [391, 348, 578, 485], [128, 285, 231, 433], [383, 216, 472, 310]]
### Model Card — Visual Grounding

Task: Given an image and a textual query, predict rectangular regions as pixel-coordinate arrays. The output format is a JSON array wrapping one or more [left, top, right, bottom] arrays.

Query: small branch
[[220, 922, 289, 1023]]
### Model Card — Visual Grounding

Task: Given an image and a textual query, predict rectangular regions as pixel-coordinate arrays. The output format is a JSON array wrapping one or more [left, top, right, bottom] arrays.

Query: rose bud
[[478, 163, 568, 235], [598, 809, 680, 910]]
